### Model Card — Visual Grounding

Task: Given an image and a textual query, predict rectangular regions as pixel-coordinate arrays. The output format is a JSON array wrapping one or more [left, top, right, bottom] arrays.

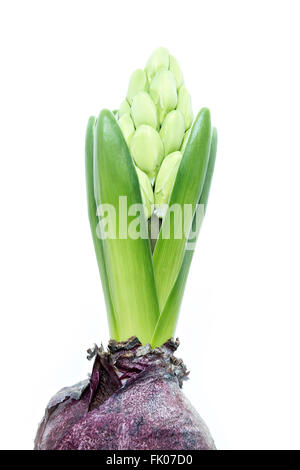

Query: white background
[[0, 0, 300, 450]]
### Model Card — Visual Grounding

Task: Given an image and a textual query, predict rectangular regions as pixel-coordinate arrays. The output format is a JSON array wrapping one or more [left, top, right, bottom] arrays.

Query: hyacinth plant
[[90, 47, 217, 347], [35, 48, 218, 450]]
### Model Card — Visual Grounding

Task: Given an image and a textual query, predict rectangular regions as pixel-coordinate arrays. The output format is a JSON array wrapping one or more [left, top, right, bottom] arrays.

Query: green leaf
[[153, 108, 212, 311], [151, 128, 218, 347], [93, 110, 159, 344], [85, 116, 118, 339]]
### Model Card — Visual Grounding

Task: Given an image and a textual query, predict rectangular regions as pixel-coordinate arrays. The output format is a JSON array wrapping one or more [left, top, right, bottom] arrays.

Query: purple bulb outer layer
[[34, 337, 216, 450]]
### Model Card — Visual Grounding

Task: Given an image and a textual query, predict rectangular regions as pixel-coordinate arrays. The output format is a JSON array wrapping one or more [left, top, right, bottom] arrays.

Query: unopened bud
[[136, 167, 154, 219], [130, 125, 164, 182], [177, 86, 193, 131], [145, 47, 169, 82], [131, 91, 158, 129], [154, 151, 182, 218], [159, 110, 185, 155], [119, 100, 131, 118], [169, 55, 184, 89], [150, 70, 177, 125], [127, 69, 148, 104], [181, 129, 190, 152], [118, 114, 135, 146]]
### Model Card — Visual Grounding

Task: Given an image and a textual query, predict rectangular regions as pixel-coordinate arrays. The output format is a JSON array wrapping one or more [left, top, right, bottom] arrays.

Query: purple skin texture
[[35, 338, 216, 450]]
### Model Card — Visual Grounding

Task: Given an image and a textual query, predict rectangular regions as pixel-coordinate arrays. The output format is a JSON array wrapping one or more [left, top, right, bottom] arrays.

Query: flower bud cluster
[[117, 48, 193, 219]]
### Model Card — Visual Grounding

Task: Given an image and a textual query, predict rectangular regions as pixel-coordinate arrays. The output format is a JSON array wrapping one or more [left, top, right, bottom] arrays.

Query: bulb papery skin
[[35, 338, 216, 450]]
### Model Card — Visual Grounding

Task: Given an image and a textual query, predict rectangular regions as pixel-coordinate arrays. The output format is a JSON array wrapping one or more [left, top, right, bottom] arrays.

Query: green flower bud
[[159, 110, 185, 155], [154, 151, 182, 218], [169, 55, 184, 89], [150, 70, 177, 125], [119, 99, 131, 118], [177, 86, 193, 131], [145, 47, 169, 82], [118, 114, 135, 146], [136, 167, 154, 219], [181, 129, 190, 152], [127, 69, 147, 104], [130, 125, 164, 182], [131, 91, 158, 129]]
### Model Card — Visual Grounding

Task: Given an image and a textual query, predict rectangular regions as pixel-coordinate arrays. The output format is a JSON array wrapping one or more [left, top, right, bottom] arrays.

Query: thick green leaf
[[151, 128, 218, 347], [85, 117, 118, 339], [153, 108, 212, 311], [93, 110, 159, 344]]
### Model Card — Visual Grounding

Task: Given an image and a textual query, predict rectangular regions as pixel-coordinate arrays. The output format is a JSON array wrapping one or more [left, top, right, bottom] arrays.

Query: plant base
[[35, 337, 216, 450]]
